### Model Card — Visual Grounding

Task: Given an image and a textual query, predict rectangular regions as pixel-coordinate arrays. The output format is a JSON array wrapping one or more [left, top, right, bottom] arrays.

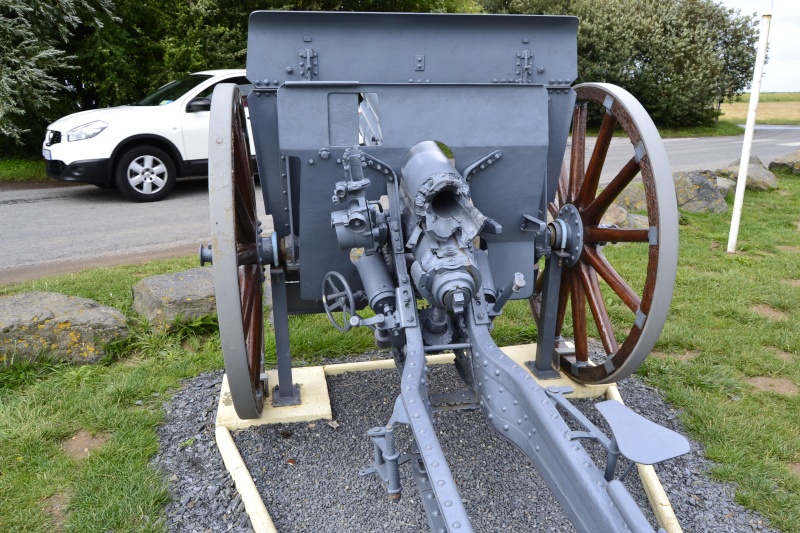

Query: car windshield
[[133, 74, 213, 106]]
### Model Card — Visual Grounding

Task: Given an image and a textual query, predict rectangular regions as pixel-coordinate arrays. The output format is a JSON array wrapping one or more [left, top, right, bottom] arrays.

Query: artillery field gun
[[202, 11, 689, 532]]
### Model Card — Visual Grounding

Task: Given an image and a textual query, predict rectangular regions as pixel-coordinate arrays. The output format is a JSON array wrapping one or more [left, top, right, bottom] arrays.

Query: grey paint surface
[[1, 127, 798, 283]]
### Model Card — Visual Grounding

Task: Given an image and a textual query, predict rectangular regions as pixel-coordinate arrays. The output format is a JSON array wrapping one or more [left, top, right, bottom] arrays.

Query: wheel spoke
[[569, 271, 588, 361], [583, 247, 641, 314], [129, 174, 144, 186], [328, 299, 344, 311], [582, 157, 641, 224], [577, 113, 617, 209], [142, 155, 154, 169], [548, 163, 569, 218], [578, 263, 619, 354], [584, 227, 650, 244], [142, 181, 152, 194], [240, 265, 263, 387], [130, 162, 145, 174], [235, 187, 256, 243], [151, 176, 166, 189], [237, 244, 259, 266], [555, 267, 570, 337], [239, 267, 256, 330], [568, 103, 587, 203], [151, 163, 166, 174]]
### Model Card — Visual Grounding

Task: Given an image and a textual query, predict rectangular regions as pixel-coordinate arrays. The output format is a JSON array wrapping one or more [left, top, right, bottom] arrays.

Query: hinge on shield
[[516, 50, 533, 83], [299, 49, 318, 80]]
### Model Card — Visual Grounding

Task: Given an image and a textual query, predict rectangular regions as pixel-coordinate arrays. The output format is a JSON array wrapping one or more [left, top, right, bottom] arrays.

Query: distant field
[[720, 92, 800, 124], [736, 92, 800, 103]]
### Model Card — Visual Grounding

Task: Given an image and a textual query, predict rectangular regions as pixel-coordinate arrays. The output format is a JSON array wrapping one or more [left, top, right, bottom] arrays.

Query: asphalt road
[[0, 177, 268, 284], [1, 125, 799, 284]]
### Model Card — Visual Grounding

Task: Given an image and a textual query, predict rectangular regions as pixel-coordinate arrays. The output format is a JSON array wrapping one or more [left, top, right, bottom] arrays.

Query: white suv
[[42, 69, 252, 202]]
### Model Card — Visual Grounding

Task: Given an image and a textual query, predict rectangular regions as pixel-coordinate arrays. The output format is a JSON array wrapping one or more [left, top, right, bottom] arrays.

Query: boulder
[[715, 156, 777, 191], [768, 148, 800, 175], [613, 184, 648, 212], [600, 203, 649, 229], [132, 267, 217, 328], [0, 292, 127, 363], [728, 155, 765, 168], [672, 170, 728, 213], [715, 177, 736, 198]]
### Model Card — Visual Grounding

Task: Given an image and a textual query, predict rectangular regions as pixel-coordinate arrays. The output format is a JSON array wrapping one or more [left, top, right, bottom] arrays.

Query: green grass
[[657, 118, 744, 138], [586, 118, 744, 139], [3, 171, 800, 530], [635, 174, 800, 531], [736, 92, 800, 104], [0, 159, 48, 182]]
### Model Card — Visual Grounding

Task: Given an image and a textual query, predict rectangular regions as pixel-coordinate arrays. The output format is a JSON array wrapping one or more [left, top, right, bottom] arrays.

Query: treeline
[[1, 0, 756, 157]]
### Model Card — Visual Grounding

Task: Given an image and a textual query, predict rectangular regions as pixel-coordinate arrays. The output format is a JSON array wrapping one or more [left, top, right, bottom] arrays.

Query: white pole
[[727, 0, 773, 253]]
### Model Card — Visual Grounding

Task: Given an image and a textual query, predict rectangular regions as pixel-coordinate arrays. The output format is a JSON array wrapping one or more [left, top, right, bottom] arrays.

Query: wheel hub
[[551, 203, 584, 267]]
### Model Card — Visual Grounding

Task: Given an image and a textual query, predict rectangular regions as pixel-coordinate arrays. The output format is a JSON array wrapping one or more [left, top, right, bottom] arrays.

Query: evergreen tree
[[0, 0, 113, 152]]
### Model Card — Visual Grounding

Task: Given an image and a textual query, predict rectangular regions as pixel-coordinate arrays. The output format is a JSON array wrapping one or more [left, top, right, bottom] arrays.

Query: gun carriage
[[202, 11, 688, 532]]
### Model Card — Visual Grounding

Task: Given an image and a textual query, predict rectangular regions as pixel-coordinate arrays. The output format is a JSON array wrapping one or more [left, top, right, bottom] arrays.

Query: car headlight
[[67, 121, 108, 142]]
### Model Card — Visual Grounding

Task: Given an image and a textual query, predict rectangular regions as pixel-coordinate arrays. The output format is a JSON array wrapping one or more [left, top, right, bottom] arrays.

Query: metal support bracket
[[528, 252, 563, 379], [359, 424, 411, 501], [516, 50, 533, 83], [298, 48, 318, 80], [462, 149, 503, 180], [270, 268, 301, 406]]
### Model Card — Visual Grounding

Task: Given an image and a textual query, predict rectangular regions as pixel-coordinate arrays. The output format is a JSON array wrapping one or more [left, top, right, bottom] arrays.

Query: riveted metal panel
[[274, 83, 548, 300], [247, 11, 578, 86]]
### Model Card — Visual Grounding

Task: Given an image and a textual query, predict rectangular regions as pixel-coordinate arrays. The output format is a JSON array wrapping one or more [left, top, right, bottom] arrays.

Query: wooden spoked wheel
[[532, 83, 678, 384], [209, 83, 266, 419]]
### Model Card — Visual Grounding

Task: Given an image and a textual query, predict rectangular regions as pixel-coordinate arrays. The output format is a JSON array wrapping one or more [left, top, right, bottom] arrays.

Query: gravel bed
[[153, 370, 253, 533], [154, 362, 779, 532]]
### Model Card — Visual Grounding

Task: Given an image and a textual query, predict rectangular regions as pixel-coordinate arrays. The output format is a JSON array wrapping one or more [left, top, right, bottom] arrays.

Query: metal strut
[[383, 152, 474, 532], [464, 305, 661, 533]]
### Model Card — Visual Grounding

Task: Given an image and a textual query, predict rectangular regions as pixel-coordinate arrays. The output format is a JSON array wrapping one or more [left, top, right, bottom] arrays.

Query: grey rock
[[715, 177, 736, 198], [0, 291, 127, 363], [728, 155, 765, 168], [601, 203, 649, 230], [768, 148, 800, 175], [133, 268, 216, 328], [613, 184, 648, 212], [672, 170, 728, 213], [715, 159, 777, 191]]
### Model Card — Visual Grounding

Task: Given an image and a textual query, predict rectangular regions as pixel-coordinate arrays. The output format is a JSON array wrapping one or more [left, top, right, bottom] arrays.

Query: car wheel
[[115, 146, 176, 202]]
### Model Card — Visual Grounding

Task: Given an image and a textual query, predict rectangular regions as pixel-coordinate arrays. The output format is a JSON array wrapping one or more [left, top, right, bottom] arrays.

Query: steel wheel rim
[[209, 83, 266, 418], [534, 82, 678, 384], [127, 155, 168, 194]]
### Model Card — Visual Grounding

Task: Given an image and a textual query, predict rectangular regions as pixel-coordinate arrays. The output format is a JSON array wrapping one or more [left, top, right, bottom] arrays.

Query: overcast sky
[[717, 0, 799, 92]]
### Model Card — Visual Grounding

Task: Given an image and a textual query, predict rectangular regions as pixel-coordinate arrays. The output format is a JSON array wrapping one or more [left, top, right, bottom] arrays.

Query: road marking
[[751, 138, 775, 143], [661, 138, 696, 142], [779, 141, 800, 147]]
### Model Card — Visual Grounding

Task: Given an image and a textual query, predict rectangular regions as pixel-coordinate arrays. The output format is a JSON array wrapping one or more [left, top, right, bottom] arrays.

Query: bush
[[484, 0, 758, 127]]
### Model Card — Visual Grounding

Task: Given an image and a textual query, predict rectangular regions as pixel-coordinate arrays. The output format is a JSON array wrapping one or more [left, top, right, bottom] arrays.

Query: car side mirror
[[186, 97, 211, 113]]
